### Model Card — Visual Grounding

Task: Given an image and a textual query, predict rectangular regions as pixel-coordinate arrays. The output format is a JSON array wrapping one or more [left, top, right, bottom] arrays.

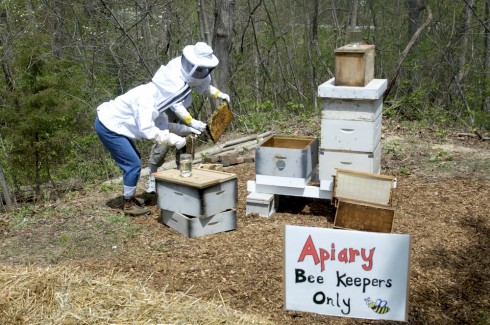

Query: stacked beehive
[[318, 45, 387, 183], [154, 169, 237, 238]]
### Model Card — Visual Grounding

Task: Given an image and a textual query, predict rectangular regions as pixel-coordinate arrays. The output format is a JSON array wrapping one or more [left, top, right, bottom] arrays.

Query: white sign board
[[284, 225, 410, 321]]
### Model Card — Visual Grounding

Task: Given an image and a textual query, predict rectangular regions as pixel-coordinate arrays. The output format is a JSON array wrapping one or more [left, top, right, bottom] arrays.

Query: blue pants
[[95, 117, 141, 188]]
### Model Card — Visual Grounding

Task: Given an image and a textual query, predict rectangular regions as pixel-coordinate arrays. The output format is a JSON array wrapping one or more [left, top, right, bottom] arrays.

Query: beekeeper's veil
[[181, 42, 219, 93]]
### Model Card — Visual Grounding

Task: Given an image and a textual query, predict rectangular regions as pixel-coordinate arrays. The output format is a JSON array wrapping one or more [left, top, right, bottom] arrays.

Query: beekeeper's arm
[[170, 101, 207, 132], [136, 94, 186, 149], [204, 85, 230, 104]]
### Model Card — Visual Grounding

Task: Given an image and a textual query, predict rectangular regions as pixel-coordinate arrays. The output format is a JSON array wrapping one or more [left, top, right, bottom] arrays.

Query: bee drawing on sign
[[365, 297, 390, 314]]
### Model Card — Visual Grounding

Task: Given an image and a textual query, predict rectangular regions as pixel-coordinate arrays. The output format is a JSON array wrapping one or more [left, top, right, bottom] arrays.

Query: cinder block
[[218, 151, 240, 167], [161, 209, 237, 238], [243, 155, 255, 163], [246, 192, 278, 218]]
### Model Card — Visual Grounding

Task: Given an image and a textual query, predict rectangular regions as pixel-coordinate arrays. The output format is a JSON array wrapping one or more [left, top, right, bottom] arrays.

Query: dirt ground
[[0, 125, 489, 324]]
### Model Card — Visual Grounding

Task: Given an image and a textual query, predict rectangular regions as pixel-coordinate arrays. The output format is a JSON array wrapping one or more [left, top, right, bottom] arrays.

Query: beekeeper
[[95, 43, 227, 215], [144, 42, 230, 193]]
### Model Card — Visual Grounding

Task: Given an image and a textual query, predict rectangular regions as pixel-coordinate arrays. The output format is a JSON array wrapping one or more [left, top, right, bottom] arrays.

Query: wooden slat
[[333, 168, 395, 206]]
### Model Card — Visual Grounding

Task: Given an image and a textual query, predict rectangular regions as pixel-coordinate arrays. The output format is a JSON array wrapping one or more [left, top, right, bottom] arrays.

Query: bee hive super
[[154, 168, 237, 237], [332, 169, 396, 233]]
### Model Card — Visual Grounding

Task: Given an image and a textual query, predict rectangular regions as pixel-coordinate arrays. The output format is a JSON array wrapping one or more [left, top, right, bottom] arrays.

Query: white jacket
[[96, 57, 211, 143]]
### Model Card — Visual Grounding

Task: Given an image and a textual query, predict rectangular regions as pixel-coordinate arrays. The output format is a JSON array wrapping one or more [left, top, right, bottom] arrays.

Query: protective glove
[[216, 91, 230, 104], [166, 133, 186, 149], [169, 123, 202, 136], [189, 119, 207, 132]]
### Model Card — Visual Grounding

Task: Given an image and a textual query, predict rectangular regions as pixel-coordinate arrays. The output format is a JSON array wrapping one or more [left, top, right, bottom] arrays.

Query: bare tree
[[385, 5, 433, 100], [0, 9, 13, 92], [484, 0, 490, 112], [0, 163, 12, 209], [457, 0, 475, 84], [212, 0, 235, 97]]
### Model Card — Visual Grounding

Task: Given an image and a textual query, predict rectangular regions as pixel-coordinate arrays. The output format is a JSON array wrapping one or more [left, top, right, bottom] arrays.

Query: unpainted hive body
[[335, 44, 375, 87]]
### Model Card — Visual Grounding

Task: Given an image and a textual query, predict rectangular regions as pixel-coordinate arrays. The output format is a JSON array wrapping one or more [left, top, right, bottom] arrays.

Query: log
[[222, 131, 272, 148]]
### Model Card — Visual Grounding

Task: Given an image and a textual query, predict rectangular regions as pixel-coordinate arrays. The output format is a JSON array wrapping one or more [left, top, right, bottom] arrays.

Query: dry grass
[[0, 265, 274, 325]]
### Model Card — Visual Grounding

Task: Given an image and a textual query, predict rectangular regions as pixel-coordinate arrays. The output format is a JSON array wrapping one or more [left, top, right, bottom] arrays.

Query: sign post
[[284, 225, 410, 321]]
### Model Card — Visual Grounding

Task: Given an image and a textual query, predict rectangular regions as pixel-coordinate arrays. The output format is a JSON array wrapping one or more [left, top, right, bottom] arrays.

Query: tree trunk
[[484, 1, 490, 112], [0, 9, 14, 92], [384, 6, 433, 100], [405, 0, 427, 37], [349, 0, 358, 27], [457, 0, 474, 84], [311, 0, 320, 109], [0, 164, 12, 209], [198, 0, 212, 45], [212, 0, 235, 97]]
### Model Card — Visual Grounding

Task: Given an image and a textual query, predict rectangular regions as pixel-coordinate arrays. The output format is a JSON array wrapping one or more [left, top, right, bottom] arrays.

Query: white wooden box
[[246, 192, 278, 218], [321, 97, 383, 121], [320, 114, 381, 152], [255, 135, 318, 180], [318, 143, 381, 181], [318, 78, 387, 100], [160, 209, 236, 238], [155, 169, 237, 218]]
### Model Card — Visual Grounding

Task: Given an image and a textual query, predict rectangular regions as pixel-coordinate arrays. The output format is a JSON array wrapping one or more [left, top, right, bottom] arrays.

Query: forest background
[[0, 0, 489, 204]]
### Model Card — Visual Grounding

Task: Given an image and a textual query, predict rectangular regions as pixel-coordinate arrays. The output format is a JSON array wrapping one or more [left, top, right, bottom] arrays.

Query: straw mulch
[[0, 265, 273, 325]]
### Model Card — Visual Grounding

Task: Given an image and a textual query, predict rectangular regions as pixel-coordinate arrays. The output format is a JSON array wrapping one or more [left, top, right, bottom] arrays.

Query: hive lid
[[154, 168, 236, 189], [333, 169, 395, 207], [334, 44, 375, 53]]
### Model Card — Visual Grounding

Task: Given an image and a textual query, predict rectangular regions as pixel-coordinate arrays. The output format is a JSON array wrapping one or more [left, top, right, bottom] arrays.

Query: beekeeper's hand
[[190, 119, 207, 132], [216, 91, 230, 104], [166, 133, 186, 149]]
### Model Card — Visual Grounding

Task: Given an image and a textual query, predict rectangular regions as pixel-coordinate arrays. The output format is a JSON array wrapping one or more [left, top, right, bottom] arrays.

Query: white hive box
[[320, 114, 381, 152], [318, 78, 387, 100], [155, 168, 237, 218], [245, 192, 278, 218], [318, 143, 381, 181], [255, 135, 319, 186], [321, 97, 383, 121], [160, 209, 236, 238]]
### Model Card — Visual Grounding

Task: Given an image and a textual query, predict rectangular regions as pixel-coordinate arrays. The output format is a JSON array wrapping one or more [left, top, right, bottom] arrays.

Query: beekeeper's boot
[[124, 198, 150, 216]]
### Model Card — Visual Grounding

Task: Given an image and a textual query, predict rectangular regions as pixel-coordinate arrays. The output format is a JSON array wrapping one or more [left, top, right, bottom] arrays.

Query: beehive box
[[318, 78, 387, 100], [318, 143, 381, 181], [332, 169, 396, 233], [154, 168, 237, 218], [160, 209, 236, 238], [321, 97, 383, 121], [320, 114, 381, 152], [334, 199, 394, 233], [255, 135, 318, 180], [335, 44, 375, 87], [245, 192, 278, 218]]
